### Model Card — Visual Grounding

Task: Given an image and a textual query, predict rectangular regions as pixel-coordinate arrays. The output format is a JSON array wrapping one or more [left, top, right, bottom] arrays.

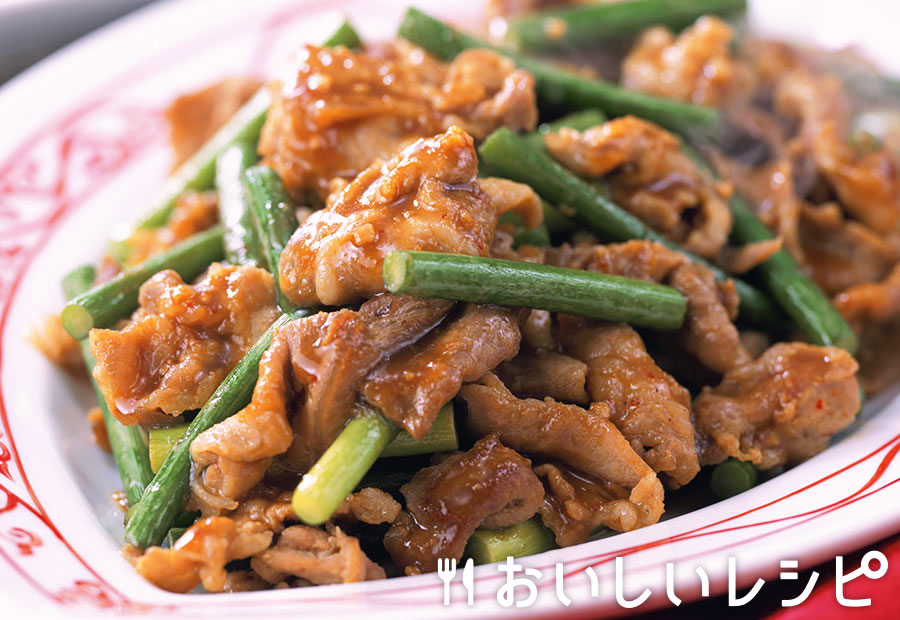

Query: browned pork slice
[[191, 295, 452, 504], [361, 304, 521, 439], [221, 571, 269, 592], [546, 116, 733, 258], [496, 350, 590, 405], [136, 488, 383, 591], [461, 373, 664, 544], [799, 202, 900, 295], [520, 309, 556, 350], [278, 128, 495, 307], [134, 491, 299, 593], [435, 49, 539, 137], [89, 263, 280, 426], [718, 159, 806, 262], [667, 259, 750, 374], [695, 343, 860, 469], [479, 176, 545, 230], [547, 239, 750, 373], [718, 238, 783, 275], [135, 516, 274, 593], [535, 462, 651, 547], [548, 237, 682, 280], [721, 158, 900, 295], [189, 323, 295, 508], [713, 61, 900, 295], [334, 488, 402, 526], [123, 190, 220, 267], [280, 297, 454, 468], [28, 313, 82, 371], [86, 407, 110, 452], [835, 264, 900, 393], [622, 16, 750, 105], [229, 491, 297, 535], [384, 435, 544, 574], [775, 67, 900, 234], [251, 525, 385, 585], [166, 76, 262, 169], [559, 322, 700, 488], [260, 42, 536, 198]]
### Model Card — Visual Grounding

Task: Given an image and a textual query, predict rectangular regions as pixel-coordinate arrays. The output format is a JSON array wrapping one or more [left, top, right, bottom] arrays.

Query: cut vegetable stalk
[[398, 8, 722, 141], [216, 139, 264, 266], [63, 265, 153, 507], [124, 313, 295, 548], [149, 403, 457, 470], [681, 144, 858, 352], [710, 458, 758, 498], [137, 91, 270, 229], [148, 424, 191, 474], [166, 527, 187, 548], [243, 166, 300, 313], [384, 250, 686, 330], [380, 403, 458, 458], [82, 344, 155, 506], [292, 404, 398, 526], [508, 0, 747, 53], [61, 226, 225, 339], [477, 127, 785, 326], [465, 519, 557, 565]]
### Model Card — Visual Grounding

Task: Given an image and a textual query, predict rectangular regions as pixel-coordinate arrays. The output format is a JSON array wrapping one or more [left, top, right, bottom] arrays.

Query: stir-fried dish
[[32, 0, 900, 593]]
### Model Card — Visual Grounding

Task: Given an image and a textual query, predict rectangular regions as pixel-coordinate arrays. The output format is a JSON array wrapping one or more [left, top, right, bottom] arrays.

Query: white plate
[[1, 0, 899, 617]]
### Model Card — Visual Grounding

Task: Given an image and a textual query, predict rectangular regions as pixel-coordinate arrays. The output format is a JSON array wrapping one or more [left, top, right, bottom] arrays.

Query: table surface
[[0, 0, 157, 85]]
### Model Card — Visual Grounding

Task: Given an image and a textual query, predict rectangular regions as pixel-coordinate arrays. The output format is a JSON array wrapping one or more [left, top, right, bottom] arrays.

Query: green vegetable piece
[[509, 0, 747, 53], [124, 313, 295, 548], [710, 458, 758, 498], [243, 166, 300, 313], [383, 250, 687, 330], [477, 127, 785, 326], [465, 519, 557, 565], [61, 226, 225, 339], [216, 139, 264, 266], [380, 403, 458, 458], [292, 405, 398, 526], [148, 424, 190, 474], [681, 144, 858, 352], [398, 8, 722, 141], [63, 265, 153, 507], [166, 527, 187, 548], [137, 92, 270, 229], [323, 19, 363, 49]]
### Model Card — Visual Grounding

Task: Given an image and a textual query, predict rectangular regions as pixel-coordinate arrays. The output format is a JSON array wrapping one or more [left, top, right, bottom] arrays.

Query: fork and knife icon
[[436, 557, 475, 605]]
